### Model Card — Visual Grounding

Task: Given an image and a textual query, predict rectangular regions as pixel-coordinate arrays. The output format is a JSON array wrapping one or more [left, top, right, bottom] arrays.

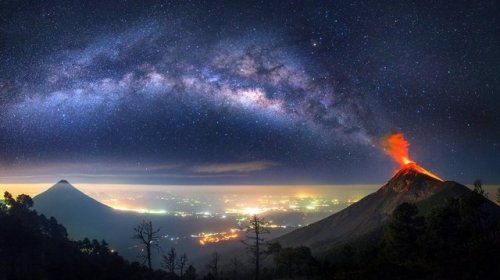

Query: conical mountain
[[34, 180, 115, 239], [276, 165, 483, 254]]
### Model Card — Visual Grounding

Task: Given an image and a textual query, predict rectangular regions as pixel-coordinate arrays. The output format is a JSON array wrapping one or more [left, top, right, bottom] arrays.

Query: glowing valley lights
[[225, 207, 270, 215], [196, 229, 240, 245], [114, 207, 167, 214], [381, 132, 443, 181]]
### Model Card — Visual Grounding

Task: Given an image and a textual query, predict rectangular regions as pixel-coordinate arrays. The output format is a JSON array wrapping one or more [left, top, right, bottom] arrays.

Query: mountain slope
[[31, 180, 240, 266], [33, 180, 116, 239], [276, 166, 493, 254]]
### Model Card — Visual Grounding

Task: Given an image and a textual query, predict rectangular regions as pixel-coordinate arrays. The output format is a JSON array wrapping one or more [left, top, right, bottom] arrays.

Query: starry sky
[[0, 0, 499, 185]]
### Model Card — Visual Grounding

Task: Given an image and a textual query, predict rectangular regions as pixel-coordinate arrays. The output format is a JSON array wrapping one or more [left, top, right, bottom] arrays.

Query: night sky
[[0, 0, 498, 185]]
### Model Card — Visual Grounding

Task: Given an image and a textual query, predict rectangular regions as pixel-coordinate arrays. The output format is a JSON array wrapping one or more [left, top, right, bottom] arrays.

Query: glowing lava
[[381, 132, 443, 181]]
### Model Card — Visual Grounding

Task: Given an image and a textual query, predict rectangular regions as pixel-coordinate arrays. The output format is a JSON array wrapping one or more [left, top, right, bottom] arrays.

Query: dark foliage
[[268, 243, 318, 278], [0, 192, 167, 280], [1, 188, 498, 280], [241, 215, 270, 280], [256, 191, 499, 279], [319, 191, 500, 279]]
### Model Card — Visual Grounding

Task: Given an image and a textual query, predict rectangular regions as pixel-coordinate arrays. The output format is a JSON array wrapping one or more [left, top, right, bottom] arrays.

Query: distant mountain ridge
[[33, 180, 116, 239], [276, 165, 498, 255], [34, 180, 112, 211], [31, 179, 239, 267]]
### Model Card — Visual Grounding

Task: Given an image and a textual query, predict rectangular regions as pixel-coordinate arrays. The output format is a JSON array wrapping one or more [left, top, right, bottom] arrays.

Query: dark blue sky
[[0, 0, 498, 185]]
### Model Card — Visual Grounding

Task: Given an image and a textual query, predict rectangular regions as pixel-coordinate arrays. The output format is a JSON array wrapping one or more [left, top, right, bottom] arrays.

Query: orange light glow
[[198, 229, 240, 245], [381, 132, 443, 181], [380, 132, 412, 166]]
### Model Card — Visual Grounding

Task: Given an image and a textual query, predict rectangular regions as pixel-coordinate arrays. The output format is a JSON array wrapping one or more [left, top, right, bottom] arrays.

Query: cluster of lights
[[114, 207, 167, 214], [194, 229, 240, 245], [225, 207, 271, 216]]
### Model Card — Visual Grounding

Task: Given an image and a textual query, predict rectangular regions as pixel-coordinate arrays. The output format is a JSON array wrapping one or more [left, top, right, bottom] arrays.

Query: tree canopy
[[0, 191, 167, 280]]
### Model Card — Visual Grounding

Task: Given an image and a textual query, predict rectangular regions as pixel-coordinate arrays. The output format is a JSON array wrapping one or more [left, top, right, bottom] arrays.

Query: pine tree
[[241, 215, 270, 280]]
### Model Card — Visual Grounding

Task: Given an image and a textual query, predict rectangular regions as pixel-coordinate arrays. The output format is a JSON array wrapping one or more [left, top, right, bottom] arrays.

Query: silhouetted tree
[[15, 194, 33, 208], [133, 220, 161, 270], [374, 192, 499, 279], [422, 193, 500, 278], [241, 215, 269, 280], [3, 192, 34, 216], [184, 265, 197, 280], [177, 253, 188, 278], [163, 247, 177, 274], [269, 242, 317, 278], [473, 179, 488, 198], [3, 191, 15, 207], [207, 252, 220, 280], [0, 192, 168, 279], [230, 256, 242, 280], [40, 215, 67, 239], [383, 202, 424, 267]]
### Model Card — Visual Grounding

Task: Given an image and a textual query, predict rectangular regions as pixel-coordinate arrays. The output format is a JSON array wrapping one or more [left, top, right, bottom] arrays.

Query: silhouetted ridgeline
[[0, 191, 168, 280], [1, 179, 499, 279], [272, 170, 500, 279]]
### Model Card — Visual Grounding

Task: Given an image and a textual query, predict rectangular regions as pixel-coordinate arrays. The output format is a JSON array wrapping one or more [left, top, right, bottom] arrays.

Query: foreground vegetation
[[0, 186, 498, 279], [320, 190, 500, 279], [0, 192, 168, 280]]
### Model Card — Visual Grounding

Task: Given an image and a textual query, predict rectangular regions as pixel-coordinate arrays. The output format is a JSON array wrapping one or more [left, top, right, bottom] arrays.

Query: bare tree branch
[[132, 220, 161, 271]]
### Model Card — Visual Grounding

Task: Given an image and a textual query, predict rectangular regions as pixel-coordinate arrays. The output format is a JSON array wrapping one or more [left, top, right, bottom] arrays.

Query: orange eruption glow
[[381, 132, 443, 181]]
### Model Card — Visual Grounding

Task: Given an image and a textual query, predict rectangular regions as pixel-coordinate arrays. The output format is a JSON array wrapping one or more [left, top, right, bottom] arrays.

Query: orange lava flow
[[381, 132, 443, 181], [398, 162, 443, 182]]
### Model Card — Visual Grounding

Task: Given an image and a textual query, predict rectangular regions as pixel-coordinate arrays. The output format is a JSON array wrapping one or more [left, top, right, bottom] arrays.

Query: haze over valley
[[1, 0, 499, 279]]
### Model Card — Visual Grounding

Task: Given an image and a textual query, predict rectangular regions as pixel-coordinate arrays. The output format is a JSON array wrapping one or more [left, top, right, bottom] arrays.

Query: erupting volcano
[[277, 134, 484, 254], [381, 132, 443, 181]]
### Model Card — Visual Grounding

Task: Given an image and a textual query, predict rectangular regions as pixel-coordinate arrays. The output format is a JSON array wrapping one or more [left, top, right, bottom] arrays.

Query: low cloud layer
[[192, 161, 279, 173]]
